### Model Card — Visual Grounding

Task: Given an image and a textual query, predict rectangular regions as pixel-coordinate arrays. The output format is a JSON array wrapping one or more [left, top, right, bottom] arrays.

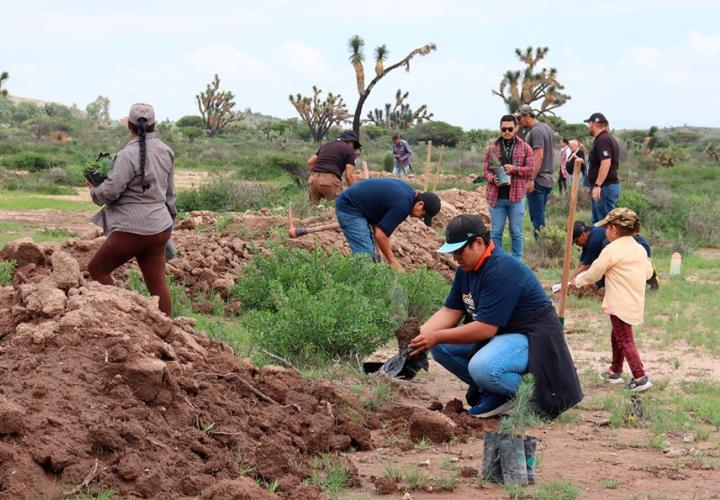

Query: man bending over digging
[[334, 178, 441, 272], [409, 214, 583, 419]]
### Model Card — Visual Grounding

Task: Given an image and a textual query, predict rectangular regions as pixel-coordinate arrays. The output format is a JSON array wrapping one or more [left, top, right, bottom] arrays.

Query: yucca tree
[[492, 46, 570, 116], [366, 88, 433, 130], [348, 36, 365, 96], [195, 74, 244, 137], [0, 71, 9, 97], [347, 35, 436, 134], [374, 45, 388, 77], [289, 86, 350, 142]]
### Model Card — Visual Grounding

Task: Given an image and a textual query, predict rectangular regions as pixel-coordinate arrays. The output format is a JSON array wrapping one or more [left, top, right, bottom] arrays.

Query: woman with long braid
[[87, 103, 176, 315]]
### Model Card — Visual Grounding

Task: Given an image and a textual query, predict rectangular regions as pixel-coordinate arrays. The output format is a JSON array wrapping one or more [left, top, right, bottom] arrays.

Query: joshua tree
[[196, 74, 243, 137], [0, 71, 9, 97], [289, 86, 350, 143], [367, 89, 433, 130], [348, 36, 436, 134], [493, 47, 570, 116], [641, 126, 659, 156]]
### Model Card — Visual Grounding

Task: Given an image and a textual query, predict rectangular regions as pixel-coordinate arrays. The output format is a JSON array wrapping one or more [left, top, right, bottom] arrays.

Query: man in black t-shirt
[[306, 130, 360, 203], [585, 112, 621, 223]]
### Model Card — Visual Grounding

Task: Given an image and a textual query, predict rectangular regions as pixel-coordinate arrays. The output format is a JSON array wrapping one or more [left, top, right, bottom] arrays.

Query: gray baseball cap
[[517, 104, 534, 116], [128, 103, 156, 126]]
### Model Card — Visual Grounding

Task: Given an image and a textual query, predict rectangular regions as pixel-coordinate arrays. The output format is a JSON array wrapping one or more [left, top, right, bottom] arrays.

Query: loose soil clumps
[[0, 253, 377, 498]]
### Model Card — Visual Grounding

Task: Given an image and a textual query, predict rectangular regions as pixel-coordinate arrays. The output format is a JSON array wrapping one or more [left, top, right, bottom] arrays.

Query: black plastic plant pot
[[498, 434, 529, 486], [523, 435, 538, 484], [362, 362, 384, 374], [481, 431, 504, 484]]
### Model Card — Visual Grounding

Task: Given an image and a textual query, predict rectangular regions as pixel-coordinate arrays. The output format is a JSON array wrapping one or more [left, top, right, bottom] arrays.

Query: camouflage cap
[[594, 207, 639, 229]]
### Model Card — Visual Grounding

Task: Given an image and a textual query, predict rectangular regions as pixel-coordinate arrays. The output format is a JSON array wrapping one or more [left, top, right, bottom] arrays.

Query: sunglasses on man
[[501, 127, 515, 132]]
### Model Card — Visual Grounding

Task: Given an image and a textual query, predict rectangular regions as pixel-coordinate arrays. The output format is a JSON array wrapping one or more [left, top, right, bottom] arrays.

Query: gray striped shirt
[[91, 132, 176, 235]]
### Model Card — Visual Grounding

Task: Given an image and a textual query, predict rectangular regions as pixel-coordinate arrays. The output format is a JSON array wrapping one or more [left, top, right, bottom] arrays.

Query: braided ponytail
[[136, 117, 150, 191]]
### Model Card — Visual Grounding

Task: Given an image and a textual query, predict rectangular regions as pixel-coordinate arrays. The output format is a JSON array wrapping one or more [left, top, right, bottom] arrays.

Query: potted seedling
[[481, 374, 541, 486]]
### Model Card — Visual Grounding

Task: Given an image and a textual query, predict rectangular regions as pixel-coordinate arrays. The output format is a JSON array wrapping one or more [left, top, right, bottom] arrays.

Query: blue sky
[[4, 0, 720, 129]]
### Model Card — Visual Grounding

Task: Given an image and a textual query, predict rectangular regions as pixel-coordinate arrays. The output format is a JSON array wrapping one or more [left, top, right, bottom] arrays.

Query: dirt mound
[[0, 254, 380, 498]]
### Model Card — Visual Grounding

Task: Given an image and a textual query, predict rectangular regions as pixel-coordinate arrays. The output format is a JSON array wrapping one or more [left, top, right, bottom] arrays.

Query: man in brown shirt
[[306, 130, 359, 203]]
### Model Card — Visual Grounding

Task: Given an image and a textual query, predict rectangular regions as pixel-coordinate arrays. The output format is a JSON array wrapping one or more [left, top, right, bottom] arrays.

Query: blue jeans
[[527, 183, 552, 236], [393, 162, 410, 177], [591, 183, 621, 223], [335, 207, 375, 255], [431, 333, 529, 397], [489, 198, 525, 258]]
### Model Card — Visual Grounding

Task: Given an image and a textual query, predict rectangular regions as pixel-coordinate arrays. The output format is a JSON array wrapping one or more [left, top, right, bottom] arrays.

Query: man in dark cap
[[306, 130, 361, 203], [585, 112, 621, 223], [570, 220, 659, 288], [334, 178, 441, 272], [408, 214, 583, 419]]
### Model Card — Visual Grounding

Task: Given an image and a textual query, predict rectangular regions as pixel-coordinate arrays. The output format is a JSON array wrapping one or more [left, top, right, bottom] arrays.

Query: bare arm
[[591, 158, 611, 200], [373, 226, 401, 271], [409, 314, 498, 357], [569, 263, 590, 281], [532, 148, 544, 178], [344, 163, 357, 186]]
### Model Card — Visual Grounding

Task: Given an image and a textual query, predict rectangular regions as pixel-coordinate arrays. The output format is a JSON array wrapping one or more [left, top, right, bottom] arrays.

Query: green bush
[[176, 115, 204, 128], [396, 267, 450, 322], [231, 248, 448, 367], [0, 259, 16, 285], [405, 121, 464, 147], [176, 178, 284, 212], [617, 188, 654, 223], [525, 224, 566, 267], [383, 153, 394, 172], [6, 151, 66, 172], [265, 153, 306, 186], [362, 124, 392, 141]]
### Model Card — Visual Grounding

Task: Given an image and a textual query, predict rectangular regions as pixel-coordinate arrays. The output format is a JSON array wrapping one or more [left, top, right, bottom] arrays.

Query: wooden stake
[[558, 158, 583, 327], [432, 145, 445, 191], [362, 159, 369, 179], [423, 140, 433, 192]]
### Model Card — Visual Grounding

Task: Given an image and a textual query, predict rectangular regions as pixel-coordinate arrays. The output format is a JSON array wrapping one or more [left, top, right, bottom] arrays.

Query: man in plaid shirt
[[482, 114, 534, 258]]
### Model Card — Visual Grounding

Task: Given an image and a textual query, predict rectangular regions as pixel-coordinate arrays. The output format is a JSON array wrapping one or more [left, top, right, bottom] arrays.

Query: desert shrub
[[5, 151, 66, 171], [382, 153, 394, 172], [405, 121, 464, 147], [176, 178, 283, 212], [176, 115, 204, 128], [362, 124, 391, 141], [396, 267, 450, 322], [265, 152, 306, 186], [0, 260, 16, 285], [525, 224, 566, 267], [617, 188, 654, 223], [652, 146, 688, 167], [666, 130, 701, 145], [233, 248, 398, 366]]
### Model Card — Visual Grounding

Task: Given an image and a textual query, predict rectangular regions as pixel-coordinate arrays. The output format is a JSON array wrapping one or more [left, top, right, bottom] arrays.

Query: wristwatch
[[594, 183, 602, 187]]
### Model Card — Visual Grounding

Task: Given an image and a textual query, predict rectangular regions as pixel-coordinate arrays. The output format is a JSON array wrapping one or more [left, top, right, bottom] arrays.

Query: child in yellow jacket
[[571, 208, 654, 392]]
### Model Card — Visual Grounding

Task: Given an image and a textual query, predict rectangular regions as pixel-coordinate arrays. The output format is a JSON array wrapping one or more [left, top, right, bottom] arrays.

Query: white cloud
[[274, 42, 328, 78]]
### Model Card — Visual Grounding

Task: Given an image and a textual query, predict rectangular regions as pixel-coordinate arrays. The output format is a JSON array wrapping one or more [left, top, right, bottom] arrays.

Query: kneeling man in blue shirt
[[409, 214, 583, 419]]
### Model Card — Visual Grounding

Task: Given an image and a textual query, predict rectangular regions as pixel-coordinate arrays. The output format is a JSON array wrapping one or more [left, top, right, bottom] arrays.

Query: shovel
[[287, 204, 340, 238]]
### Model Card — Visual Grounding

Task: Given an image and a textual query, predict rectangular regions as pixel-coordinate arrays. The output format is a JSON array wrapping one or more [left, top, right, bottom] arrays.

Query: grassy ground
[[0, 190, 95, 211]]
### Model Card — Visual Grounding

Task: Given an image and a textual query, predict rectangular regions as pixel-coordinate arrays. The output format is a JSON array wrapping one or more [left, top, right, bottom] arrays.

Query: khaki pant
[[308, 171, 342, 203]]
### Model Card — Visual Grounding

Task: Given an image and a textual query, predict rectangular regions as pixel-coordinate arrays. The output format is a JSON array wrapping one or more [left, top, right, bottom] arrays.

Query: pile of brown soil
[[0, 187, 489, 305], [0, 252, 379, 498]]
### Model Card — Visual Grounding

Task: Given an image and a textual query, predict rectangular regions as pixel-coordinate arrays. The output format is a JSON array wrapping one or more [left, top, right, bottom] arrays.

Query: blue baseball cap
[[437, 214, 489, 253]]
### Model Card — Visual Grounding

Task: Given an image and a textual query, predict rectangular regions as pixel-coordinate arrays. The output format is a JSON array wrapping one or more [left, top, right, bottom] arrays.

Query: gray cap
[[128, 103, 156, 126], [517, 104, 534, 117]]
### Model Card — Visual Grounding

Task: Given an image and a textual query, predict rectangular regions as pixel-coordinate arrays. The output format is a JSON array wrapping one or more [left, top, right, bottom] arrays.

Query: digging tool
[[558, 158, 583, 327], [287, 204, 340, 238]]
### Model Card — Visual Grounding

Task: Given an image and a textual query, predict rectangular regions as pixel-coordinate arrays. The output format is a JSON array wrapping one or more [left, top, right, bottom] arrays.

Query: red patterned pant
[[609, 315, 646, 379]]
